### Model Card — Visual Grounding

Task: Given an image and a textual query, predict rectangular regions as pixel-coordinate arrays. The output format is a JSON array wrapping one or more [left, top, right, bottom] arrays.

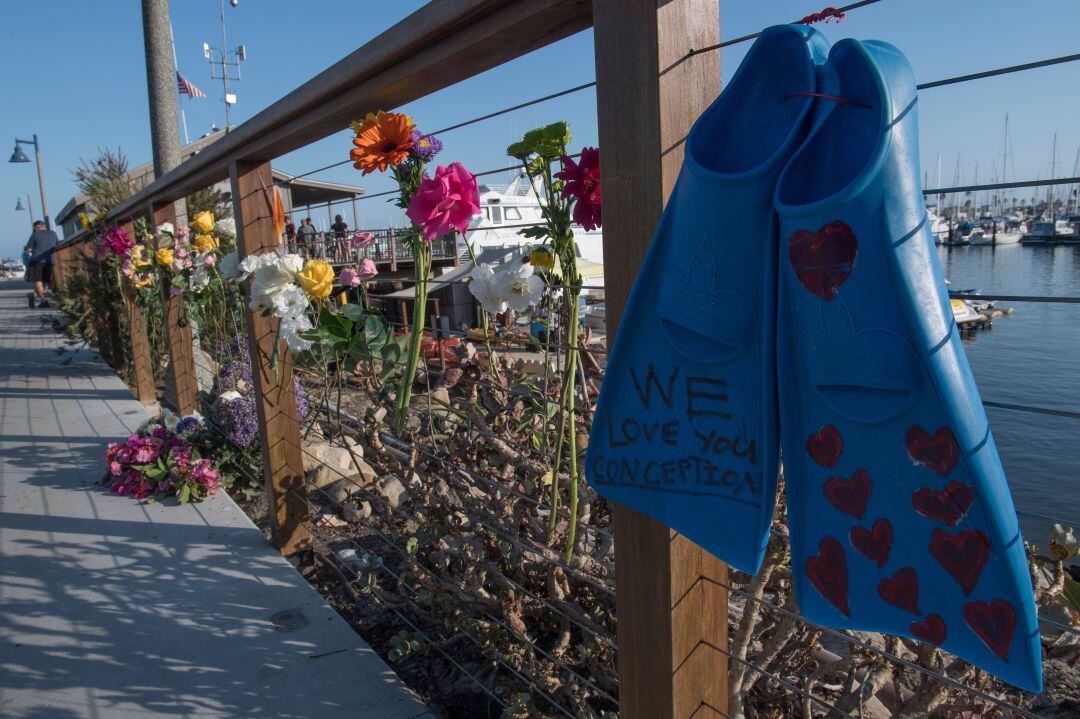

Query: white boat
[[927, 208, 950, 244], [465, 173, 605, 266], [1021, 219, 1079, 245]]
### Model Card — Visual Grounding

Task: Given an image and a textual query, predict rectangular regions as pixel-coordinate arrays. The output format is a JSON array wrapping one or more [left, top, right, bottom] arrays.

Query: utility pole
[[140, 0, 184, 190]]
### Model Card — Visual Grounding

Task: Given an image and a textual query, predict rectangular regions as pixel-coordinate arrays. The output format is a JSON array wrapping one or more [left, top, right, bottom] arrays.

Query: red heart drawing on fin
[[910, 614, 947, 646], [805, 536, 850, 617], [823, 469, 871, 520], [878, 567, 920, 614], [912, 481, 975, 526], [806, 425, 843, 467], [850, 518, 892, 568], [963, 599, 1016, 661], [906, 425, 960, 477], [930, 528, 990, 596], [788, 221, 858, 301]]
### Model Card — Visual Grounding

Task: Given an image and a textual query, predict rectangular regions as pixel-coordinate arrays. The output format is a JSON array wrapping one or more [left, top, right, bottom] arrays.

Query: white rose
[[467, 263, 507, 315], [215, 217, 236, 237], [189, 268, 210, 293], [219, 251, 241, 280], [218, 390, 242, 402], [278, 252, 305, 276], [496, 262, 544, 312], [280, 314, 313, 352], [272, 285, 310, 320], [250, 257, 299, 310]]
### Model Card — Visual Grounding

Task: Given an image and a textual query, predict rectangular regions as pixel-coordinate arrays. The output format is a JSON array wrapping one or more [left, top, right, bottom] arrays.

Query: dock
[[0, 279, 432, 718]]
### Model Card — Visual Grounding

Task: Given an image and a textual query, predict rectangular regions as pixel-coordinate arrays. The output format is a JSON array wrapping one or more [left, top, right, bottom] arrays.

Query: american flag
[[176, 71, 206, 98]]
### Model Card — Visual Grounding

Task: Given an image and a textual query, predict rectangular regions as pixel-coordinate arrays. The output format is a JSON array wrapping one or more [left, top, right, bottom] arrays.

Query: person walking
[[297, 217, 318, 258], [24, 220, 58, 308]]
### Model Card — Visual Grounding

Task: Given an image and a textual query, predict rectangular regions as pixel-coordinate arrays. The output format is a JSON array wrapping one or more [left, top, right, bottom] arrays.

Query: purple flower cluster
[[410, 130, 443, 162], [211, 341, 309, 448]]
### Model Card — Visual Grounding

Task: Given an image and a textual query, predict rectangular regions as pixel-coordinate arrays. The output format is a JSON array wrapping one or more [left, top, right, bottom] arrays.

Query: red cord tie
[[784, 91, 873, 109], [800, 6, 847, 25]]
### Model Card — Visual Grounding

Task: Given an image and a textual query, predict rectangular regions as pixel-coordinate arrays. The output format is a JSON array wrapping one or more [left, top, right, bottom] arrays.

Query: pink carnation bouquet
[[103, 412, 221, 503]]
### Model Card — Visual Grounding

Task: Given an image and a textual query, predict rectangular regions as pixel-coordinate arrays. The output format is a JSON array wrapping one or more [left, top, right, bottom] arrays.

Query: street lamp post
[[9, 135, 50, 230], [15, 194, 34, 224]]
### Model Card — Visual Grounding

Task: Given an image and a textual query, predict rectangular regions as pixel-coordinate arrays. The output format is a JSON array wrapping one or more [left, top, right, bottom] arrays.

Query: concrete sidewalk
[[0, 279, 431, 718]]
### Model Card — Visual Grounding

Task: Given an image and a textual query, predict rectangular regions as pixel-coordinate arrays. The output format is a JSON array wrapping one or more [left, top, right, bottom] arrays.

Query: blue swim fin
[[774, 39, 1042, 692], [585, 25, 829, 575]]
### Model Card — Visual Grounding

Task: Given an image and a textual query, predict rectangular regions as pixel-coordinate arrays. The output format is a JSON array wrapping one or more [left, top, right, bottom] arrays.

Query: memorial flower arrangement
[[152, 219, 221, 298], [103, 411, 221, 503], [225, 249, 335, 362], [348, 111, 479, 428], [505, 121, 602, 561], [211, 339, 310, 449]]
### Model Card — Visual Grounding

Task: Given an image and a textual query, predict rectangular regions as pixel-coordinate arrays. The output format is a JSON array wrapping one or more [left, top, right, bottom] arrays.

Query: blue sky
[[2, 0, 1079, 258]]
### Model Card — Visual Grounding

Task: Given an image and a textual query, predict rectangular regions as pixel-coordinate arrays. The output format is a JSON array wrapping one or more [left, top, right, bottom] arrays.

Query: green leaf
[[506, 141, 532, 161], [517, 226, 549, 240], [1063, 576, 1080, 613]]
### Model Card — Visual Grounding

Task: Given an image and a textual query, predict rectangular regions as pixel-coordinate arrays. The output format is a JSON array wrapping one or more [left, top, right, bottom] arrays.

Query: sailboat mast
[[1048, 132, 1058, 218]]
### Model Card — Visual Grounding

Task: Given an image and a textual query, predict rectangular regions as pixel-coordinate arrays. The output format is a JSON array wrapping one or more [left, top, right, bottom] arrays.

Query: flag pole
[[169, 21, 191, 145]]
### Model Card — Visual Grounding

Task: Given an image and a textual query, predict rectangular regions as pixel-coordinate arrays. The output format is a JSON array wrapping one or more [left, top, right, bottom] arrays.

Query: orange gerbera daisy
[[349, 111, 415, 175]]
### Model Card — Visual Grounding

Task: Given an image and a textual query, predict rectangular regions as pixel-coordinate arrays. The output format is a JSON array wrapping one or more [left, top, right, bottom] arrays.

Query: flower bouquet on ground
[[103, 411, 221, 503]]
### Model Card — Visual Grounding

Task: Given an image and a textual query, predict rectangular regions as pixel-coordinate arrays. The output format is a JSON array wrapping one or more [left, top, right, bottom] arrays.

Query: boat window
[[504, 207, 522, 221], [491, 206, 503, 224]]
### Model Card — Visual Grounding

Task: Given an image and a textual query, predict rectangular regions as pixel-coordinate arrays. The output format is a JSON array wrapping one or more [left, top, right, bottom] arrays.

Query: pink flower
[[357, 258, 377, 280], [108, 461, 123, 477], [352, 230, 376, 248], [202, 253, 217, 267], [555, 147, 602, 231], [405, 162, 480, 242], [339, 267, 360, 287]]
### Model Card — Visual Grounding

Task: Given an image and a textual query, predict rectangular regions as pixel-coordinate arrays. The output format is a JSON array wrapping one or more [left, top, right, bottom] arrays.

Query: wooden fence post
[[121, 219, 157, 404], [153, 201, 199, 414], [593, 2, 730, 717], [231, 159, 311, 556]]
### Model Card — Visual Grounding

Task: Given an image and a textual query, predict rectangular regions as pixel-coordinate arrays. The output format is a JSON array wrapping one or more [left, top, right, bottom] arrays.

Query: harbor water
[[938, 242, 1080, 548]]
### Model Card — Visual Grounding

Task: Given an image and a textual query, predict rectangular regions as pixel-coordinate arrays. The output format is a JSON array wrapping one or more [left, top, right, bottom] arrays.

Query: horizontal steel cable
[[282, 434, 616, 597], [316, 404, 614, 542], [330, 553, 517, 712]]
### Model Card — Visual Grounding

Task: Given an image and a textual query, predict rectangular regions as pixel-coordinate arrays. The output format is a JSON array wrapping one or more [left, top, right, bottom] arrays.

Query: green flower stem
[[395, 239, 431, 429], [463, 237, 499, 376]]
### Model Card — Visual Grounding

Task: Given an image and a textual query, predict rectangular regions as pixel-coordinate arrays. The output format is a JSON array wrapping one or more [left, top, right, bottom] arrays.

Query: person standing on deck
[[297, 217, 318, 258], [24, 220, 58, 308], [284, 215, 297, 252], [331, 214, 349, 262]]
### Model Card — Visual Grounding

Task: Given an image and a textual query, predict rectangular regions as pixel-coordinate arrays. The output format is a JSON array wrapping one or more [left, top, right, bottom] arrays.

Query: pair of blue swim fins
[[585, 25, 1041, 692]]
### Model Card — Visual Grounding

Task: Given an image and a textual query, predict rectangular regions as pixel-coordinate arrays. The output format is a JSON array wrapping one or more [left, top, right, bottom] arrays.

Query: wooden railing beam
[[230, 159, 311, 556], [153, 202, 198, 414], [102, 0, 593, 216], [121, 220, 157, 404], [594, 1, 730, 717]]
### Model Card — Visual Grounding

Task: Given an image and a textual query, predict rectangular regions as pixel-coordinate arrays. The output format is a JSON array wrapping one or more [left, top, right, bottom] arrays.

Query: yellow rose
[[156, 248, 175, 267], [131, 245, 150, 268], [193, 234, 218, 253], [530, 246, 555, 271], [130, 245, 151, 268], [191, 211, 215, 234], [134, 276, 155, 289], [79, 212, 90, 230], [297, 259, 335, 300]]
